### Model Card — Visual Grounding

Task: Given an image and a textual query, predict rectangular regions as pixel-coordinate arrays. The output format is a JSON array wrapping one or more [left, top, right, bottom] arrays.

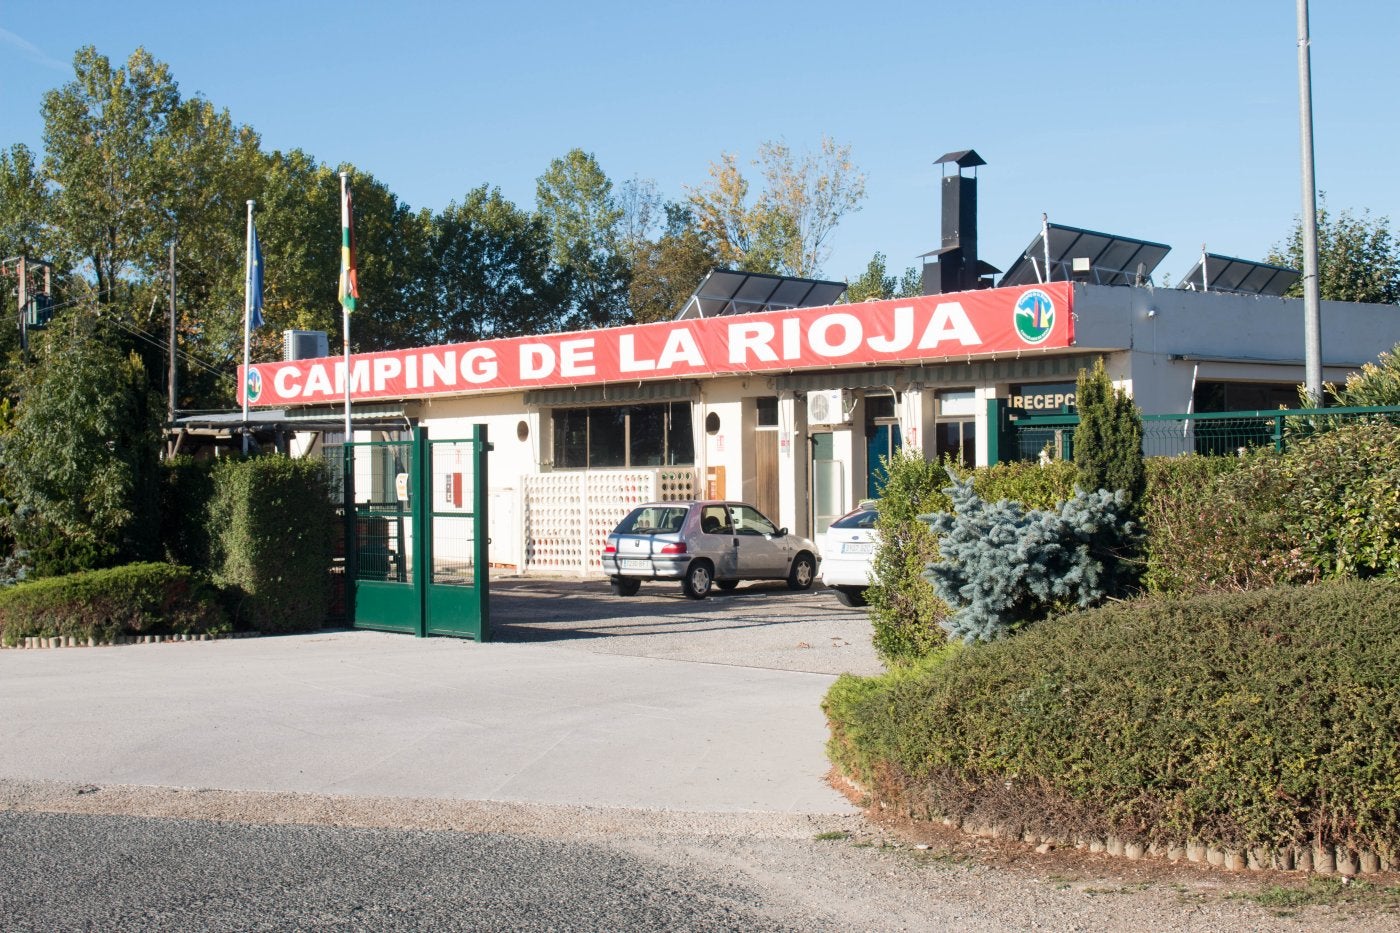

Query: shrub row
[[0, 562, 229, 646], [164, 456, 336, 633], [825, 579, 1400, 858]]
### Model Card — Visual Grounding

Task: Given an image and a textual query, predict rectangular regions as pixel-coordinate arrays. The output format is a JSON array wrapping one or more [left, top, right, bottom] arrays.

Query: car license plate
[[619, 558, 650, 571], [842, 542, 875, 555]]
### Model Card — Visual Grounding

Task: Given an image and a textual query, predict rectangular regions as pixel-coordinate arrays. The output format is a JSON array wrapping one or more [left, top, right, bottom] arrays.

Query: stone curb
[[1, 632, 261, 650], [874, 793, 1395, 877]]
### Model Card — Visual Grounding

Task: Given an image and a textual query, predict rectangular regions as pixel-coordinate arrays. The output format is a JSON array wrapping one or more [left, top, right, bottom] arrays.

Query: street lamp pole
[[1296, 0, 1323, 405]]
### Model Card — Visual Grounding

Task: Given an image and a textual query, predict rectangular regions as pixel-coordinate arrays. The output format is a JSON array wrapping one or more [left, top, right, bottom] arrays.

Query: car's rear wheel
[[682, 561, 714, 599], [716, 580, 739, 592], [787, 553, 817, 590], [610, 576, 641, 597], [834, 585, 868, 607]]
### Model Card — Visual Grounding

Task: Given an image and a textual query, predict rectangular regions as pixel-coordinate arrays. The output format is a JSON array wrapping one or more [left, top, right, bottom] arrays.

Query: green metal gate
[[343, 425, 491, 640]]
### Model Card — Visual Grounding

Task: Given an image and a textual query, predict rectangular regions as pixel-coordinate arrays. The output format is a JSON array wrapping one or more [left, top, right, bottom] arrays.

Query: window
[[756, 396, 778, 428], [552, 402, 694, 469]]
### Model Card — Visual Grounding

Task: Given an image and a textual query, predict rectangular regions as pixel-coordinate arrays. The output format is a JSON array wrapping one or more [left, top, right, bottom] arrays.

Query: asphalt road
[[0, 810, 799, 933]]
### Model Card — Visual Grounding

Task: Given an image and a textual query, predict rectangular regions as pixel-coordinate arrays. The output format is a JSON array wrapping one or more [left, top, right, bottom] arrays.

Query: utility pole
[[3, 255, 52, 355], [16, 255, 26, 354], [168, 237, 178, 424], [1297, 0, 1323, 405]]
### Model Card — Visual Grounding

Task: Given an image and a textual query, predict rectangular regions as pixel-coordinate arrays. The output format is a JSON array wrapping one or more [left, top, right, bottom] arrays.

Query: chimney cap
[[934, 149, 986, 169]]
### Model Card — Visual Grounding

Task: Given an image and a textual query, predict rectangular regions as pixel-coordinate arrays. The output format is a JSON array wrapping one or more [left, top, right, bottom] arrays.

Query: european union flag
[[250, 221, 265, 330]]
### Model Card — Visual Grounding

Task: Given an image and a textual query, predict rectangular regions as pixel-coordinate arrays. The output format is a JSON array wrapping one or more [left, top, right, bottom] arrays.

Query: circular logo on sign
[[245, 369, 263, 404], [1014, 289, 1056, 345]]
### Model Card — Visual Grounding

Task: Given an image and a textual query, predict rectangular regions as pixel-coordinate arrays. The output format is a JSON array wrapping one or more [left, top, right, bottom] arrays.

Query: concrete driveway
[[0, 579, 882, 814]]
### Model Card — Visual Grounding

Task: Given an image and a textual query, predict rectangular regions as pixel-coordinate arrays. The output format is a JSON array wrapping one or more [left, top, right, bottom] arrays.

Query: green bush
[[0, 562, 229, 645], [1141, 454, 1319, 595], [1073, 358, 1146, 508], [866, 450, 950, 665], [160, 457, 217, 570], [1277, 421, 1400, 579], [208, 456, 334, 633], [825, 580, 1400, 857]]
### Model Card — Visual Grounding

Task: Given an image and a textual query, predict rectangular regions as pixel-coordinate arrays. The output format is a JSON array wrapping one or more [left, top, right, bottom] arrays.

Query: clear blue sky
[[3, 0, 1397, 287]]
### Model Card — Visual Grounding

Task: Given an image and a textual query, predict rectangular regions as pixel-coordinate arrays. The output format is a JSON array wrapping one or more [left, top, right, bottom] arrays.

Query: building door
[[866, 422, 902, 500], [753, 397, 779, 518], [810, 431, 843, 535]]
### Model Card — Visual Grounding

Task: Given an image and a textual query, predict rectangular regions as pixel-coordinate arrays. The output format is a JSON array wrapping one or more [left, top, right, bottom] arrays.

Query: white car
[[819, 502, 879, 607]]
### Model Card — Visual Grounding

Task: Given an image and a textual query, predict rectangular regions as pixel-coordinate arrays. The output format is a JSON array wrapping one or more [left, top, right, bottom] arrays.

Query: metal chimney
[[921, 149, 997, 295]]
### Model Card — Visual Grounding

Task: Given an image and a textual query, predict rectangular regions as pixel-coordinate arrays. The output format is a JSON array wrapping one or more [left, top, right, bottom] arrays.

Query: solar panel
[[1176, 253, 1300, 297], [1000, 222, 1171, 288], [675, 269, 848, 320]]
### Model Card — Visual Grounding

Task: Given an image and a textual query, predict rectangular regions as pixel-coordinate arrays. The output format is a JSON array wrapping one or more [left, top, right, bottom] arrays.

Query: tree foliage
[[687, 136, 866, 278], [1267, 195, 1400, 305], [1327, 341, 1400, 407], [1073, 358, 1145, 508], [1, 315, 160, 576], [426, 185, 560, 342], [536, 148, 630, 329], [847, 251, 922, 302]]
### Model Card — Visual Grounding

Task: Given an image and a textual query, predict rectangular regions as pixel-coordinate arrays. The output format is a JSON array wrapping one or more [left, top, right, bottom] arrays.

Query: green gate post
[[343, 443, 357, 627], [1273, 414, 1286, 453], [413, 425, 430, 637], [986, 398, 1006, 465], [473, 423, 492, 640]]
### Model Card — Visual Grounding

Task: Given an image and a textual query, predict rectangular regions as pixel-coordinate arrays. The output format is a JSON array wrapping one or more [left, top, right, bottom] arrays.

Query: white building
[[241, 278, 1400, 577]]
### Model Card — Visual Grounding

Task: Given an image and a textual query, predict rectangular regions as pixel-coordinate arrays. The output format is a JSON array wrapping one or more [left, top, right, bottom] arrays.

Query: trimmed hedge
[[0, 562, 229, 645], [206, 456, 334, 633], [825, 580, 1400, 858]]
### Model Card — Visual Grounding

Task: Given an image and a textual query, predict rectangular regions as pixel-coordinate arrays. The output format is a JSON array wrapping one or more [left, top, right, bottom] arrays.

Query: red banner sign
[[240, 283, 1073, 407]]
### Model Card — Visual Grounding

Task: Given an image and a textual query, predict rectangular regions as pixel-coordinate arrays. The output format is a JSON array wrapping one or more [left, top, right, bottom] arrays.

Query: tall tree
[[427, 185, 560, 343], [0, 144, 50, 259], [1, 313, 160, 575], [1268, 196, 1400, 305], [535, 149, 630, 330], [687, 136, 866, 278]]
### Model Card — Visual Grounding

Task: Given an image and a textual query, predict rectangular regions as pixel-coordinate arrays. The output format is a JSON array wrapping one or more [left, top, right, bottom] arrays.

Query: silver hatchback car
[[601, 500, 821, 599]]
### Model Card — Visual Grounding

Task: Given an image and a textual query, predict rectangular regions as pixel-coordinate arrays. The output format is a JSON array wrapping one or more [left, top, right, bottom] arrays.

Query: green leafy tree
[[427, 185, 561, 342], [0, 144, 50, 259], [535, 149, 630, 330], [687, 136, 866, 278], [1, 314, 160, 576], [1073, 358, 1146, 508], [1267, 195, 1400, 305]]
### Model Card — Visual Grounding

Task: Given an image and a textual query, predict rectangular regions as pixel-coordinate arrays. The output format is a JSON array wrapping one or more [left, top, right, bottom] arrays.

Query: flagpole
[[243, 199, 254, 455], [340, 172, 352, 443]]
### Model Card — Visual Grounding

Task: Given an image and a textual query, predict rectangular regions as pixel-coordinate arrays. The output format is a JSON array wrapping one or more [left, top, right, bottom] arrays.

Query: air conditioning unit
[[807, 389, 851, 425], [283, 330, 329, 361]]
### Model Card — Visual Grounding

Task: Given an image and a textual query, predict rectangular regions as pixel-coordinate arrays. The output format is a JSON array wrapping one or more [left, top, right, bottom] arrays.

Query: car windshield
[[615, 506, 688, 535], [830, 506, 878, 530]]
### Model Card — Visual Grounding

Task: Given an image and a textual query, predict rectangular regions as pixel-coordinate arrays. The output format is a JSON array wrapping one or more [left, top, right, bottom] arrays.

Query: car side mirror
[[776, 527, 788, 537]]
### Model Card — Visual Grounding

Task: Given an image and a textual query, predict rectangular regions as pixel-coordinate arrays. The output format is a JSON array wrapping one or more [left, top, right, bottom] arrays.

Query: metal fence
[[1008, 405, 1400, 462]]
